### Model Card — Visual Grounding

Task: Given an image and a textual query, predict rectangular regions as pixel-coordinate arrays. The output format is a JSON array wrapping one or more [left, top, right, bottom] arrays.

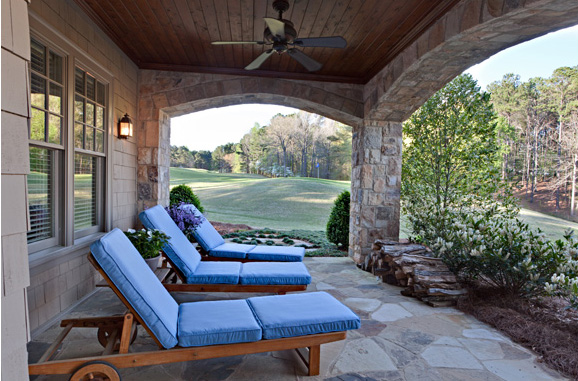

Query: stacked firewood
[[365, 240, 467, 307]]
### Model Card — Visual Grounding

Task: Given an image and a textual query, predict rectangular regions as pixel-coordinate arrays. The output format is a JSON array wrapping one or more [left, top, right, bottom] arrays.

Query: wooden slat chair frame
[[28, 254, 346, 379]]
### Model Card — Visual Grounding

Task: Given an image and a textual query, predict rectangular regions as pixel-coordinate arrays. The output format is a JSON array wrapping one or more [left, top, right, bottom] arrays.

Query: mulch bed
[[457, 287, 578, 379], [210, 221, 253, 235]]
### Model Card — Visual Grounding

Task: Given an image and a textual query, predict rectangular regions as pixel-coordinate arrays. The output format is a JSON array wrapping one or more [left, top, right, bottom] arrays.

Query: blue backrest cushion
[[139, 205, 201, 278], [90, 228, 179, 348], [181, 204, 225, 251]]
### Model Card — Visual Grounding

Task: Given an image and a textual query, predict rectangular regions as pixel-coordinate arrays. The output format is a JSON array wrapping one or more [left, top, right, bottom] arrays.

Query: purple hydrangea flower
[[165, 202, 204, 240]]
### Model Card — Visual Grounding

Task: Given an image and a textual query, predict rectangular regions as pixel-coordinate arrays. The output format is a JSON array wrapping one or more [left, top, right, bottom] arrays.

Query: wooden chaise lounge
[[28, 229, 360, 380], [139, 205, 311, 293]]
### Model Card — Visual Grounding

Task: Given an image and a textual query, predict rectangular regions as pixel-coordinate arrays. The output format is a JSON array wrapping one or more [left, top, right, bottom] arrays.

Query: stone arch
[[365, 0, 578, 121], [136, 70, 364, 210]]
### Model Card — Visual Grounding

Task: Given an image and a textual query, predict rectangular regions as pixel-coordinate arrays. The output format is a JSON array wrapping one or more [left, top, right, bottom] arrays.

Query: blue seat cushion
[[90, 229, 179, 349], [240, 262, 311, 285], [139, 205, 201, 279], [186, 262, 241, 284], [183, 204, 226, 251], [209, 243, 256, 259], [246, 246, 305, 262], [178, 300, 262, 347], [248, 292, 360, 339]]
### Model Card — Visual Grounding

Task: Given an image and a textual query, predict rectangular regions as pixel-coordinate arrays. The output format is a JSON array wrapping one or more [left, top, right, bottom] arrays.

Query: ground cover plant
[[222, 229, 346, 257]]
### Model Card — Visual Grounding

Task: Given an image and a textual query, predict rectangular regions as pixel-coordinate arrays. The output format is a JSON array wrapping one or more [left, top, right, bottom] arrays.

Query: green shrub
[[326, 190, 350, 247], [169, 184, 204, 213]]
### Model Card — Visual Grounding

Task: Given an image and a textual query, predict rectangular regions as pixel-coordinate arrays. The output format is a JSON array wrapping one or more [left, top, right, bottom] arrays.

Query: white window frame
[[28, 14, 114, 263]]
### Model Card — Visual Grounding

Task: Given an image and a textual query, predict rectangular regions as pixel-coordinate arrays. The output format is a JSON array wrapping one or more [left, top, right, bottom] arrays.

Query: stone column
[[137, 94, 171, 211], [349, 119, 402, 265]]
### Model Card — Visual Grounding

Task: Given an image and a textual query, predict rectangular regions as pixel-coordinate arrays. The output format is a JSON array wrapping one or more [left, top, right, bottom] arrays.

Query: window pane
[[86, 102, 95, 126], [74, 123, 84, 148], [48, 114, 61, 145], [85, 127, 95, 151], [31, 39, 46, 75], [96, 106, 104, 128], [74, 154, 97, 230], [95, 130, 104, 153], [31, 109, 46, 141], [75, 95, 84, 122], [75, 67, 85, 95], [28, 148, 54, 243], [31, 74, 46, 109], [49, 83, 63, 114], [86, 75, 96, 101], [49, 51, 63, 84], [96, 82, 105, 105]]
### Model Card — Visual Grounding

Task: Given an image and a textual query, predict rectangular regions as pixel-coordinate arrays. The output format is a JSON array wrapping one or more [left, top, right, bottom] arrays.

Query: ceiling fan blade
[[293, 36, 347, 48], [245, 49, 274, 70], [212, 41, 265, 45], [263, 17, 286, 39], [287, 49, 322, 72]]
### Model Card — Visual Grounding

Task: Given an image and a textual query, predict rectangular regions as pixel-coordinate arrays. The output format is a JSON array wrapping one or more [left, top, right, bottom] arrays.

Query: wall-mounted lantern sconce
[[118, 113, 133, 139]]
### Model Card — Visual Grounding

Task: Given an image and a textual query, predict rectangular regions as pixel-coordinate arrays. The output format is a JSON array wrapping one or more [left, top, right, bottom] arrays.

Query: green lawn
[[170, 168, 576, 240]]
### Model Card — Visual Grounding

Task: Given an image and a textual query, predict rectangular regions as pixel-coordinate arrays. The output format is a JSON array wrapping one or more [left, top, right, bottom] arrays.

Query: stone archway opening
[[136, 0, 578, 264]]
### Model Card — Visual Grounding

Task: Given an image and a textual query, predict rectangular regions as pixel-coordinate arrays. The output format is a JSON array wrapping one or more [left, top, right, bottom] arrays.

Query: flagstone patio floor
[[28, 257, 566, 380]]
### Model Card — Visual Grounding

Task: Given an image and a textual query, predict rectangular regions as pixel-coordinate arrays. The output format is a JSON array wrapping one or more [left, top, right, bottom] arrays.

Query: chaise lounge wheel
[[97, 326, 137, 349], [69, 361, 121, 381]]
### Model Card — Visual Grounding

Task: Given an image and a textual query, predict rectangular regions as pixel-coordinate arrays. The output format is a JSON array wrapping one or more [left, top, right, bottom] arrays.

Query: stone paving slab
[[28, 257, 566, 380]]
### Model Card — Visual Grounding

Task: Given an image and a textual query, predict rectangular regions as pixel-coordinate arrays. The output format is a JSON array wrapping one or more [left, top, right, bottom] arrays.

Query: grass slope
[[170, 168, 349, 231], [169, 168, 576, 240]]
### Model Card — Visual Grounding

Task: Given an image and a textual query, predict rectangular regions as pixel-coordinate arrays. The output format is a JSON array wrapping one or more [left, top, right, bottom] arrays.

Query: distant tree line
[[171, 111, 353, 180], [488, 66, 578, 216]]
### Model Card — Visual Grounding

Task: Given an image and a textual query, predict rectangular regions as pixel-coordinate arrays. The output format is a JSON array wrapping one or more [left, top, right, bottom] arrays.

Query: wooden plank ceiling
[[74, 0, 459, 84]]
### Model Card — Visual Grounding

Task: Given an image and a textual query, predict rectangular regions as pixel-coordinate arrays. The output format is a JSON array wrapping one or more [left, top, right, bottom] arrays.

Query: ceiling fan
[[211, 0, 347, 72]]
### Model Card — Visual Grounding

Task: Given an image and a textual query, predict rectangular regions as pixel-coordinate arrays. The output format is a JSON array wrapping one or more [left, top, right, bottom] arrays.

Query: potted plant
[[124, 228, 170, 271], [165, 202, 204, 241]]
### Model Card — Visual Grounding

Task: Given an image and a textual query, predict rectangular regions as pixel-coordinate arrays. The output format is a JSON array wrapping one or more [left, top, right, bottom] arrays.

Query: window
[[73, 67, 106, 238], [27, 37, 108, 253], [28, 38, 64, 251]]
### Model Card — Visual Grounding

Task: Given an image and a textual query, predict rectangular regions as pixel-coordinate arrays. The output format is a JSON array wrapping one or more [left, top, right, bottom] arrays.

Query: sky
[[171, 25, 578, 152]]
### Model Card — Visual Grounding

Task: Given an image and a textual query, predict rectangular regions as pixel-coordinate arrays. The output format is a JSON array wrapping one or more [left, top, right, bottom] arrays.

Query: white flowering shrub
[[411, 204, 577, 300], [544, 231, 578, 308]]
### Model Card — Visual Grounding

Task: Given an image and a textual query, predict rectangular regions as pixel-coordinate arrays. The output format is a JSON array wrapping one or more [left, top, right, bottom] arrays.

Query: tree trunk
[[570, 153, 578, 216], [555, 121, 563, 210], [530, 125, 538, 203]]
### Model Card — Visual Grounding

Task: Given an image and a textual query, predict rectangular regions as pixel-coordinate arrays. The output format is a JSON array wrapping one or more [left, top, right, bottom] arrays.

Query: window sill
[[28, 232, 106, 274]]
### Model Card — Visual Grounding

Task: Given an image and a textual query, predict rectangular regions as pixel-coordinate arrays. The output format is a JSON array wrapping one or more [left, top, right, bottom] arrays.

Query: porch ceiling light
[[118, 113, 133, 139]]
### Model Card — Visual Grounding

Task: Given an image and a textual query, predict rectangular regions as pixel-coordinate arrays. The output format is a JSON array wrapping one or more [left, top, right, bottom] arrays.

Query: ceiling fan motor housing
[[264, 20, 297, 45]]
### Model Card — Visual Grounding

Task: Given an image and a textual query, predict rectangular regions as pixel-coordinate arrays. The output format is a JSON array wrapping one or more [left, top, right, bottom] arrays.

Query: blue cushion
[[139, 205, 201, 279], [186, 262, 241, 284], [90, 229, 179, 349], [240, 262, 311, 285], [182, 204, 226, 251], [246, 246, 305, 262], [178, 300, 262, 347], [248, 292, 360, 339], [209, 243, 256, 259]]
